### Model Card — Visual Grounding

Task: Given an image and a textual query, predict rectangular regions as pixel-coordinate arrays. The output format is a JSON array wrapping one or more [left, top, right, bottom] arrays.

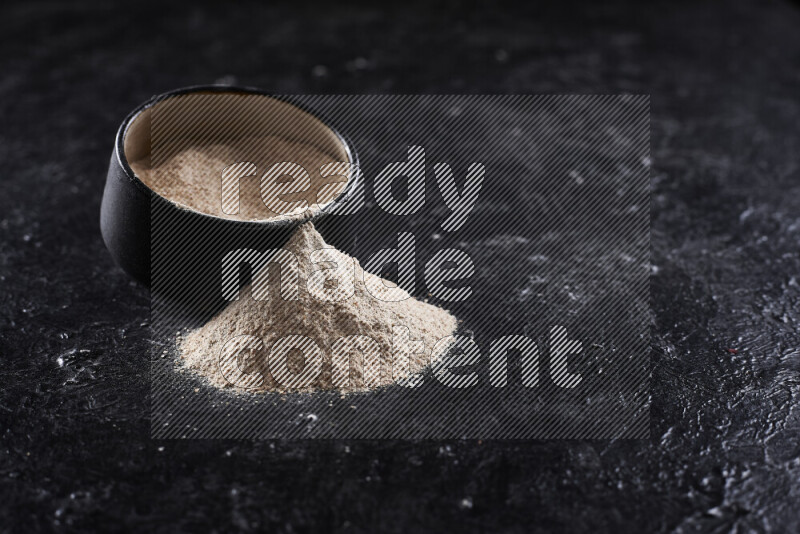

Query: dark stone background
[[1, 0, 798, 531]]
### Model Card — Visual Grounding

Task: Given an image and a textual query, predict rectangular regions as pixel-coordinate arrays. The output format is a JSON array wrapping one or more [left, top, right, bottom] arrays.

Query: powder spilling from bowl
[[131, 135, 347, 221], [128, 127, 458, 394], [179, 222, 458, 394]]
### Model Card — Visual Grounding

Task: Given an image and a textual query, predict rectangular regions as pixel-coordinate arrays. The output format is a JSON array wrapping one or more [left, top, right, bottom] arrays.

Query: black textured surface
[[1, 0, 799, 532]]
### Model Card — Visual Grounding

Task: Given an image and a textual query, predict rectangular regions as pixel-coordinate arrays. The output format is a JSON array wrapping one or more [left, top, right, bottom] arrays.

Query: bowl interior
[[122, 90, 352, 221]]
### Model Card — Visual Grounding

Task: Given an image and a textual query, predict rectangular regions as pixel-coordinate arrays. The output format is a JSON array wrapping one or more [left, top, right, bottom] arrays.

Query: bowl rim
[[113, 85, 360, 228]]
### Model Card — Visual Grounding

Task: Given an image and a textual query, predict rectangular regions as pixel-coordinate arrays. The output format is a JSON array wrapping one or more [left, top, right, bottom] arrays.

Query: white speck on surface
[[213, 75, 237, 86]]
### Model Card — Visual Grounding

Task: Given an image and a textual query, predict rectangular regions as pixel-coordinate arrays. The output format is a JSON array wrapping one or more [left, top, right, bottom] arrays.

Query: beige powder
[[179, 222, 459, 394], [131, 135, 347, 221]]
